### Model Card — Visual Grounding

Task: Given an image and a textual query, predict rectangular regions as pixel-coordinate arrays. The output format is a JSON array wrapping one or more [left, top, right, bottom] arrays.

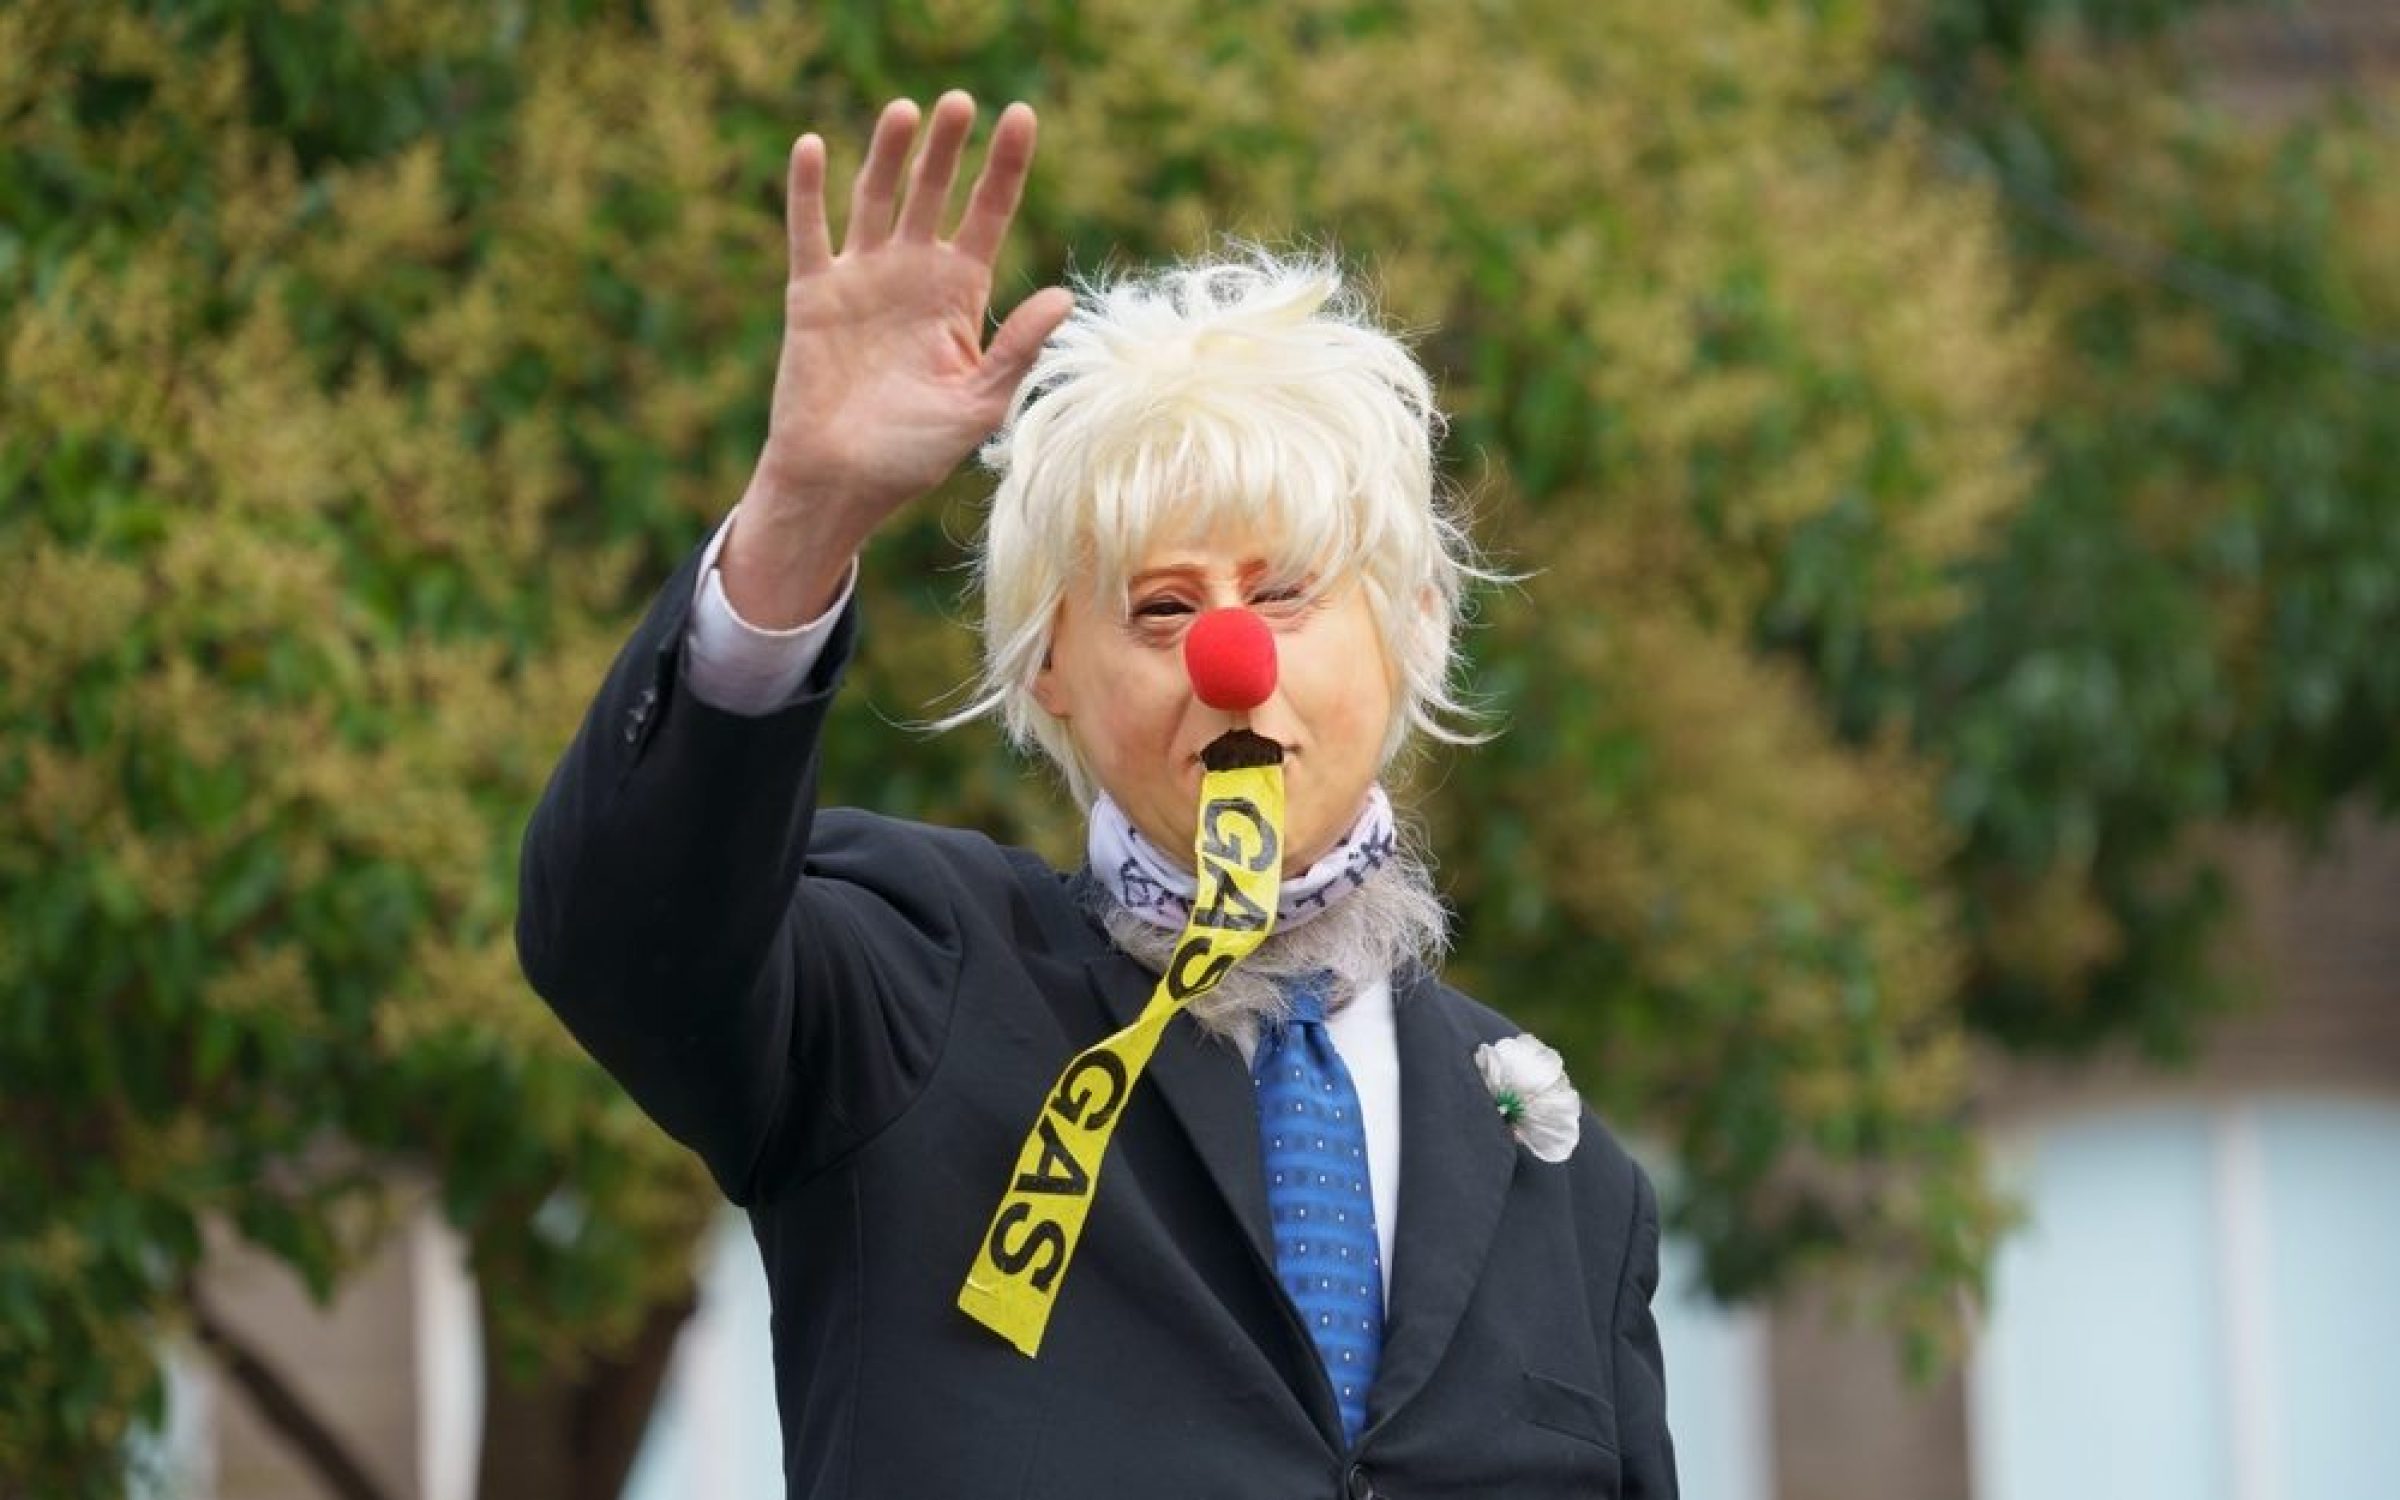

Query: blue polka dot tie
[[1254, 977, 1383, 1447]]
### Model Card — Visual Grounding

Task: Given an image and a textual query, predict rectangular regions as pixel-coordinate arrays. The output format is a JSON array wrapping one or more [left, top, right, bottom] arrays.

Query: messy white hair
[[952, 248, 1490, 806]]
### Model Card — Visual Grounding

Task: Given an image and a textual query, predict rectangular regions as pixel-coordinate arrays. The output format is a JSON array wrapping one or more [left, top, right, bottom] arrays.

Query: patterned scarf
[[1087, 785, 1399, 935]]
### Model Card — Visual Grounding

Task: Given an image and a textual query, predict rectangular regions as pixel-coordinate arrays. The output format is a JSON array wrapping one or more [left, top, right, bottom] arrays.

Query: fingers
[[952, 102, 1037, 265], [895, 90, 975, 243], [980, 286, 1077, 400], [786, 134, 833, 275], [837, 94, 1040, 260], [844, 98, 920, 255]]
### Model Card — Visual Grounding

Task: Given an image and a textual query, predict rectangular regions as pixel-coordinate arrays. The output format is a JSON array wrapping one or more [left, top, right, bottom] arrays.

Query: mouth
[[1198, 727, 1287, 773], [1188, 736, 1295, 764]]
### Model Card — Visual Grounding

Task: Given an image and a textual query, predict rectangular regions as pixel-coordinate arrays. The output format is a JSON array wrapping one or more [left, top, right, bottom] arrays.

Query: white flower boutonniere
[[1475, 1034, 1581, 1163]]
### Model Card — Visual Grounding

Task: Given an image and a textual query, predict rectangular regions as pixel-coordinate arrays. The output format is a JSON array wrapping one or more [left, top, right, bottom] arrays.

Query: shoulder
[[813, 805, 1018, 867], [808, 807, 1098, 951], [1412, 975, 1524, 1048], [804, 806, 1037, 883]]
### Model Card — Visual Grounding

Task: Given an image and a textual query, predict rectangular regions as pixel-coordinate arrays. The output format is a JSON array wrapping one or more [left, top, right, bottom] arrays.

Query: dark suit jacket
[[517, 544, 1677, 1498]]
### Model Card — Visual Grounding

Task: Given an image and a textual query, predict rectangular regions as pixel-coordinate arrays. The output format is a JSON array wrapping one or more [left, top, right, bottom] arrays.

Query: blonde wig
[[959, 249, 1488, 805]]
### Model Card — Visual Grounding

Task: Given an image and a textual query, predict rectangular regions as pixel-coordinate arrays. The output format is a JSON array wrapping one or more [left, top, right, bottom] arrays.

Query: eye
[[1249, 578, 1317, 616], [1133, 596, 1195, 621]]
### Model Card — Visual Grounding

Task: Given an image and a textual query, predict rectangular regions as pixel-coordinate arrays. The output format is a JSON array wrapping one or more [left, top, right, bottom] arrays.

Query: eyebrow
[[1126, 558, 1278, 587]]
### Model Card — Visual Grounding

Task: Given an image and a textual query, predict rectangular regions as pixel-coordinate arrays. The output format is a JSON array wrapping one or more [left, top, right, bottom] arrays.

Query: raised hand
[[724, 92, 1074, 628]]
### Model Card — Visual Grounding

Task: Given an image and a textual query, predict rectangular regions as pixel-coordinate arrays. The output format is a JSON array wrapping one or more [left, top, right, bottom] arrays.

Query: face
[[1033, 526, 1398, 874]]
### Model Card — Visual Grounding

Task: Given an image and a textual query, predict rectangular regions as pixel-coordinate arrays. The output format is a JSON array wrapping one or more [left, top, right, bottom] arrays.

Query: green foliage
[[1813, 25, 2400, 1055], [1, 2, 798, 1487], [5, 0, 2392, 1487], [1893, 0, 2237, 63]]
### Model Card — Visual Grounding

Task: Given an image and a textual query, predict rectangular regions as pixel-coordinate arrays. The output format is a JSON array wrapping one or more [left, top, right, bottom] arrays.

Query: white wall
[[1971, 1096, 2400, 1500]]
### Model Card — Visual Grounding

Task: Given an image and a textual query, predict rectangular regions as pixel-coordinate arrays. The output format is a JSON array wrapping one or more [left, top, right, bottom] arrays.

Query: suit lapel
[[1369, 972, 1519, 1431], [1080, 952, 1277, 1274]]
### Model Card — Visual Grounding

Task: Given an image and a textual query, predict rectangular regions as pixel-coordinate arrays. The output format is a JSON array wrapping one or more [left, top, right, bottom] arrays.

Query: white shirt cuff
[[682, 508, 858, 716]]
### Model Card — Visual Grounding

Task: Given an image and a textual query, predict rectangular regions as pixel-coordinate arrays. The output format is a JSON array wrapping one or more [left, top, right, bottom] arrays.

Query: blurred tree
[[4, 0, 2390, 1494], [1901, 0, 2237, 62], [1, 3, 818, 1494], [1788, 1, 2400, 1057]]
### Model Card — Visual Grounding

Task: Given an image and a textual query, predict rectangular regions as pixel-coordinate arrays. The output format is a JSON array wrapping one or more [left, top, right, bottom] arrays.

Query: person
[[517, 90, 1675, 1499]]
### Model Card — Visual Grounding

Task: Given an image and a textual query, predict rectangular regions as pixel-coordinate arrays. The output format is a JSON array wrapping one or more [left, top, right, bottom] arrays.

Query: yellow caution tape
[[958, 760, 1285, 1356]]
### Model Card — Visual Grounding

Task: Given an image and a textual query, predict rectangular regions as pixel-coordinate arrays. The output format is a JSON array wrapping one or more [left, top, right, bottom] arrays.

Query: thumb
[[979, 286, 1074, 402]]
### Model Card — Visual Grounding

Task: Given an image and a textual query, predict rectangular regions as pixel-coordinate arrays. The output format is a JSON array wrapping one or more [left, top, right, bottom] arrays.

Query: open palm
[[755, 94, 1073, 533]]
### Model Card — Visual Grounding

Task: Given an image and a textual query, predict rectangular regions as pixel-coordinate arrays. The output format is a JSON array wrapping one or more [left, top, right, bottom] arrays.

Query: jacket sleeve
[[514, 540, 960, 1204], [1612, 1163, 1679, 1497]]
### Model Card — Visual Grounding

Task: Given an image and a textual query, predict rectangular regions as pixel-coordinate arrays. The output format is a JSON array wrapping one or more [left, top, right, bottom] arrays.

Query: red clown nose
[[1183, 608, 1278, 712]]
